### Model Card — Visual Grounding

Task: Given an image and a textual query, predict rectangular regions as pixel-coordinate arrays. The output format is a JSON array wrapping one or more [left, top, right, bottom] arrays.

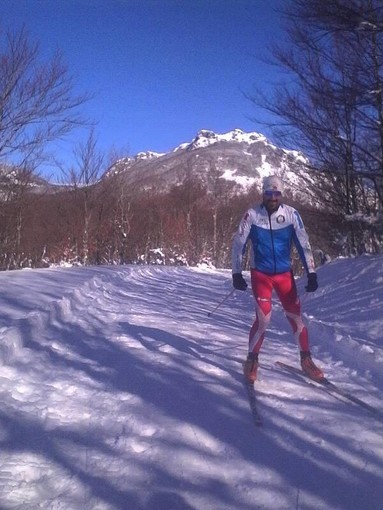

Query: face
[[262, 190, 282, 213]]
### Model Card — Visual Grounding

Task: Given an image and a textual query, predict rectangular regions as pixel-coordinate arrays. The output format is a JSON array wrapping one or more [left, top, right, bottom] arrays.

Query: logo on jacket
[[276, 215, 286, 224]]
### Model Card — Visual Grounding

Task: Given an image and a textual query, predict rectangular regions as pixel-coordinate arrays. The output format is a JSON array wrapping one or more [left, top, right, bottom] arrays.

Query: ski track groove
[[0, 260, 382, 509]]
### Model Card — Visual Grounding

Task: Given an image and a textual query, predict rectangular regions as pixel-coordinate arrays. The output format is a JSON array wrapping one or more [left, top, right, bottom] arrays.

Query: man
[[231, 175, 323, 382]]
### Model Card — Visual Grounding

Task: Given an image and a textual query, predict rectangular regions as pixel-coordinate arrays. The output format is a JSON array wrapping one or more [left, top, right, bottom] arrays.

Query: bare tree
[[247, 0, 383, 253], [0, 26, 89, 167], [0, 25, 91, 268], [65, 129, 105, 264]]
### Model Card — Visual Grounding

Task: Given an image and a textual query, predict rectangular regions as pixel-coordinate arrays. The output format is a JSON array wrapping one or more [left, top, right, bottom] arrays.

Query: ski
[[244, 379, 263, 427], [276, 361, 383, 421]]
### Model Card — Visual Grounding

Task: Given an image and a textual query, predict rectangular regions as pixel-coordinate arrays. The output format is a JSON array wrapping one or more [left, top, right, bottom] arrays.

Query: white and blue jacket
[[232, 203, 316, 275]]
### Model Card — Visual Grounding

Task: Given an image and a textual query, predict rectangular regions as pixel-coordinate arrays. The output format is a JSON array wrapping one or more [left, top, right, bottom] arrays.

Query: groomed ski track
[[0, 260, 382, 510]]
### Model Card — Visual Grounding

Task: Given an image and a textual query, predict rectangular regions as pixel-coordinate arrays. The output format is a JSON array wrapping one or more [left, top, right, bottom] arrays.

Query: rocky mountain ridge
[[0, 129, 319, 205], [104, 128, 317, 203]]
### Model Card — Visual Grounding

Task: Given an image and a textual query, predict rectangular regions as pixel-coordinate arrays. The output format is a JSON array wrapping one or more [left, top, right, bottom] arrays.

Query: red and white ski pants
[[248, 269, 309, 354]]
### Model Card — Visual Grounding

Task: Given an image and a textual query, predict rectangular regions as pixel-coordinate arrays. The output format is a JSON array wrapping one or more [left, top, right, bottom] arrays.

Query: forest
[[1, 0, 383, 271]]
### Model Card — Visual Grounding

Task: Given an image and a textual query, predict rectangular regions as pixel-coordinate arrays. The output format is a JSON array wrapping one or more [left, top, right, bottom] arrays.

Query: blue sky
[[1, 0, 285, 177]]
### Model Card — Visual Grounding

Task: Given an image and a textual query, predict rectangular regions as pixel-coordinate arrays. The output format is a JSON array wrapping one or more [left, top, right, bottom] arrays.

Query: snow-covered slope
[[0, 256, 382, 509]]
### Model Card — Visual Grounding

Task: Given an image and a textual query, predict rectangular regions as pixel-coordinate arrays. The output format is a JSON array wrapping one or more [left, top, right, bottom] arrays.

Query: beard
[[264, 199, 280, 213]]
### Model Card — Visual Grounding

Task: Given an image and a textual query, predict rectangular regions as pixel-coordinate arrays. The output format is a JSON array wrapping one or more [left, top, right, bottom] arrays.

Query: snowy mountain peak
[[106, 151, 165, 177], [104, 128, 314, 202], [176, 128, 268, 151], [134, 150, 164, 161]]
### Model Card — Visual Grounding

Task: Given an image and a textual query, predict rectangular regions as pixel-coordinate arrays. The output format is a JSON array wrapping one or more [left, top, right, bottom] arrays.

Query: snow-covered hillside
[[104, 129, 313, 200], [0, 256, 382, 509]]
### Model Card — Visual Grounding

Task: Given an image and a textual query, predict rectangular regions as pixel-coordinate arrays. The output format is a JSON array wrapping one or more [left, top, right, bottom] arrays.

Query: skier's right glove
[[232, 273, 248, 291]]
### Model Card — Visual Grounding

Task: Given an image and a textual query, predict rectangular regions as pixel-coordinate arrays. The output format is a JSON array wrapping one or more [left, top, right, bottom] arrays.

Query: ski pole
[[207, 288, 236, 317]]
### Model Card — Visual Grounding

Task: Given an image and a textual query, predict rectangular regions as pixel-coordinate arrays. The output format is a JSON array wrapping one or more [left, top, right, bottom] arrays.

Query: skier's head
[[262, 175, 284, 213]]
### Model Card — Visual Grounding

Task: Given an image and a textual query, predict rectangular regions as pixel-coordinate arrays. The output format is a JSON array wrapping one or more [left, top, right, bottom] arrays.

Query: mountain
[[1, 129, 319, 203], [0, 163, 67, 197], [0, 163, 49, 189], [104, 129, 317, 202]]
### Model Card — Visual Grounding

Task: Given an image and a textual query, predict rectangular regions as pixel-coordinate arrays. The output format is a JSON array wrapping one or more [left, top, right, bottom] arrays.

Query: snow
[[219, 169, 257, 190], [176, 129, 309, 166], [219, 156, 278, 191], [135, 151, 164, 161], [0, 255, 382, 509], [174, 129, 269, 152]]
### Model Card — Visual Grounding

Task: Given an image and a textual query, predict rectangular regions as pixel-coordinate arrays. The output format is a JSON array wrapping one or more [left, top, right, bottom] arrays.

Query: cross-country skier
[[231, 175, 324, 382]]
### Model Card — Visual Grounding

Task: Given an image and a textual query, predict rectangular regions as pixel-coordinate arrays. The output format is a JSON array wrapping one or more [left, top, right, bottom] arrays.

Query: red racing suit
[[232, 203, 316, 354]]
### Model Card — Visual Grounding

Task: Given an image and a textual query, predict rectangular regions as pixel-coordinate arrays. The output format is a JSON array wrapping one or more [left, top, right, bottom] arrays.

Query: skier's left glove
[[305, 272, 318, 292], [232, 273, 248, 291]]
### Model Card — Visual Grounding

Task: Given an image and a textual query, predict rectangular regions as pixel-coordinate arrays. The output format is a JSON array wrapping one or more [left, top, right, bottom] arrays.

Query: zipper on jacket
[[267, 212, 277, 273]]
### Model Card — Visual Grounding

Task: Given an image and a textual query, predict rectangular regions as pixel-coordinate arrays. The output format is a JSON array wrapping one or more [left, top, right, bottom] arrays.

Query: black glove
[[232, 273, 248, 291], [305, 273, 318, 292]]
